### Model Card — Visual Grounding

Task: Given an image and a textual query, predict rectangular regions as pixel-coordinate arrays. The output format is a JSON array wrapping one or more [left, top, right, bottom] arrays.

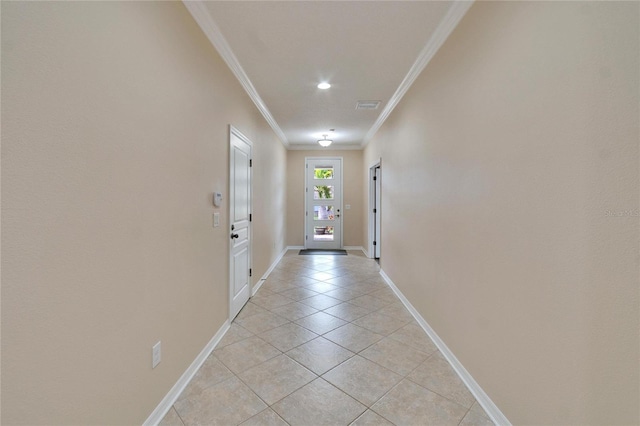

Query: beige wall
[[1, 2, 286, 424], [286, 150, 363, 248], [364, 2, 639, 424]]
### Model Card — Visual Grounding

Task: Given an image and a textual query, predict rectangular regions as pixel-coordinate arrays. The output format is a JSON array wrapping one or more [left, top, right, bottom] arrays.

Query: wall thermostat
[[213, 192, 223, 207]]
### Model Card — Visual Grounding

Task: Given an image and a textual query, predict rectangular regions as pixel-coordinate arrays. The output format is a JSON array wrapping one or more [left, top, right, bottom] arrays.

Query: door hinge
[[373, 208, 377, 213], [250, 159, 253, 167], [249, 214, 252, 222], [373, 176, 377, 181], [373, 241, 377, 246], [305, 211, 308, 216], [305, 235, 308, 240], [249, 268, 252, 277]]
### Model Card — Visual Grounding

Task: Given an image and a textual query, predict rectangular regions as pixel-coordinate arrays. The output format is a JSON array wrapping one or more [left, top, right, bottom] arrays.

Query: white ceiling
[[186, 1, 472, 150]]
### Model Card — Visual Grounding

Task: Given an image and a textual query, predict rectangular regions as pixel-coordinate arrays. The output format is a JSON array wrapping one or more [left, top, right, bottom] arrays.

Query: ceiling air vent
[[356, 100, 381, 110]]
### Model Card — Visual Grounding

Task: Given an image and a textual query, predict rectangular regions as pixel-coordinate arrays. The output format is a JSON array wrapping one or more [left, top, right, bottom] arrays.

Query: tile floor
[[159, 250, 494, 426]]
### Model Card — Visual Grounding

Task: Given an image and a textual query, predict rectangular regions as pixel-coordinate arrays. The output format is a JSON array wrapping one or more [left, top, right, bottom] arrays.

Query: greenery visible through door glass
[[314, 168, 334, 200], [314, 185, 334, 200], [314, 168, 333, 179]]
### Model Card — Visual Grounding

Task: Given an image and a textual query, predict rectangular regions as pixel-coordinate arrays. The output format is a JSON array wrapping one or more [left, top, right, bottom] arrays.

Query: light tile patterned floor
[[159, 250, 494, 426]]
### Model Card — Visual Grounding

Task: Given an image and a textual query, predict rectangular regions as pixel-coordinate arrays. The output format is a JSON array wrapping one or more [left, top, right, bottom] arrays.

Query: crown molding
[[183, 1, 290, 148], [287, 143, 364, 151], [361, 0, 474, 148]]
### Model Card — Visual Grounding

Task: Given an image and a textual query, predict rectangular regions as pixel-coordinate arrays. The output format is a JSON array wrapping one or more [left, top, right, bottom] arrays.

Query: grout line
[[403, 367, 476, 415], [173, 407, 187, 426], [367, 379, 405, 417], [232, 367, 277, 416], [319, 378, 369, 420], [457, 403, 474, 426], [379, 270, 506, 425], [176, 253, 476, 425]]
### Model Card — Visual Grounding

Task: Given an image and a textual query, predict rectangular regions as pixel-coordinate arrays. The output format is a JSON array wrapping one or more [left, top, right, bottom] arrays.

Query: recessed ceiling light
[[317, 82, 331, 90]]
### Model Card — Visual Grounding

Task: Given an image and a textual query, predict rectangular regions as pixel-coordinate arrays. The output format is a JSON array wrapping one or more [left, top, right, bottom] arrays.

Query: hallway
[[159, 250, 493, 426]]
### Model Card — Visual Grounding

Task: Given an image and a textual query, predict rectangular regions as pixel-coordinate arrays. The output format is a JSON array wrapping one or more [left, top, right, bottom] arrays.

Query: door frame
[[304, 157, 343, 249], [368, 158, 381, 259], [228, 125, 252, 321]]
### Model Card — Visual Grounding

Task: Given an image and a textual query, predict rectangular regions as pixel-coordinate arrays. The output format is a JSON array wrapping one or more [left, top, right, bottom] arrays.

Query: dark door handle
[[230, 233, 239, 239]]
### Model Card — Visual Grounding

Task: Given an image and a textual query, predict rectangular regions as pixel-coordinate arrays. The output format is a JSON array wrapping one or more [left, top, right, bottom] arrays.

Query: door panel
[[233, 246, 249, 294], [229, 127, 252, 320], [305, 158, 342, 249]]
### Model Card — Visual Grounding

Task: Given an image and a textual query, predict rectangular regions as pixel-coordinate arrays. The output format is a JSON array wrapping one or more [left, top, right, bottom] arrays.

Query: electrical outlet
[[152, 341, 161, 368]]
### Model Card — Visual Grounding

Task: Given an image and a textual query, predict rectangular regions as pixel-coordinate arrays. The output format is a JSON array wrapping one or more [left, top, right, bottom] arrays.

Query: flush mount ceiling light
[[317, 82, 331, 90], [317, 134, 333, 147]]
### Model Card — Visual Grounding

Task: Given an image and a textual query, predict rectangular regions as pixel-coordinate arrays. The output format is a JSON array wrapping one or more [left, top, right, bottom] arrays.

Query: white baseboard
[[343, 246, 366, 255], [143, 320, 231, 426], [286, 245, 304, 250], [145, 246, 293, 424], [252, 279, 266, 296], [379, 270, 511, 426], [253, 246, 290, 295]]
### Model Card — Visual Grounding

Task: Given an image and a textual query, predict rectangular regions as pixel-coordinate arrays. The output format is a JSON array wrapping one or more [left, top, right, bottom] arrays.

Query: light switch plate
[[213, 212, 220, 227]]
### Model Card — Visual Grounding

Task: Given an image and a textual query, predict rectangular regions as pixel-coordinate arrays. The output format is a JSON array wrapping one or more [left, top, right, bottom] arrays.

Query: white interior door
[[229, 127, 252, 320], [305, 158, 342, 249]]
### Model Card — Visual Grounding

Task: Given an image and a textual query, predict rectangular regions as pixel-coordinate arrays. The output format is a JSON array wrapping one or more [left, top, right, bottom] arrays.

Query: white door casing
[[305, 157, 342, 250], [229, 126, 252, 320], [369, 160, 381, 259], [374, 165, 381, 258]]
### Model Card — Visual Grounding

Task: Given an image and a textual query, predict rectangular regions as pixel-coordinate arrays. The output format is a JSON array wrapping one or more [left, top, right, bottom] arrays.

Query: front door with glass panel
[[305, 158, 342, 249]]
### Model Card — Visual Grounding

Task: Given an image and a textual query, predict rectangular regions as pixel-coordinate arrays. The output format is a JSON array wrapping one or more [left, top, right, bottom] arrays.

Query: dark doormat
[[299, 249, 348, 256]]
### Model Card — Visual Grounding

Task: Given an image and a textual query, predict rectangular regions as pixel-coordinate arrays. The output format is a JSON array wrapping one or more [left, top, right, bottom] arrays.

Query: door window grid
[[306, 159, 341, 249]]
